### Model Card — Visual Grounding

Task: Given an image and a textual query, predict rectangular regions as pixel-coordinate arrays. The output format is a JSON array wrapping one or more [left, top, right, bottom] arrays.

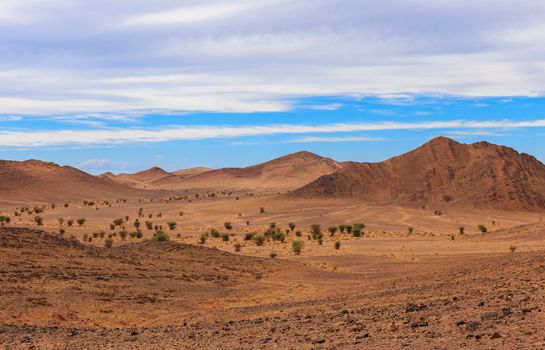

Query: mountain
[[0, 160, 145, 202], [100, 167, 178, 189], [289, 137, 545, 210], [173, 151, 344, 192], [173, 167, 213, 178]]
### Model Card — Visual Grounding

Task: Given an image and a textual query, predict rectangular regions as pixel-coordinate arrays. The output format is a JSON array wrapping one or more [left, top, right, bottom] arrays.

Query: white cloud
[[1, 119, 544, 147], [0, 115, 22, 121], [287, 136, 383, 143], [1, 1, 545, 116]]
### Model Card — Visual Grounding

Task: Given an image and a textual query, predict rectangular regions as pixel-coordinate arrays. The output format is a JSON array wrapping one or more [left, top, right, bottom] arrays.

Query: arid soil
[[1, 219, 545, 349]]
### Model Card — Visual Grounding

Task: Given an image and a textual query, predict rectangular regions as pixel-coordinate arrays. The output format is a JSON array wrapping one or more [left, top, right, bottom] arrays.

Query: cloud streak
[[1, 119, 544, 147]]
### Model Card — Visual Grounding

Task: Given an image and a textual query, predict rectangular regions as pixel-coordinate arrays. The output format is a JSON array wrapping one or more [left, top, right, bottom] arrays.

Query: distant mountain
[[289, 137, 545, 210], [0, 160, 144, 202], [173, 167, 213, 178], [172, 151, 345, 192], [100, 167, 178, 189]]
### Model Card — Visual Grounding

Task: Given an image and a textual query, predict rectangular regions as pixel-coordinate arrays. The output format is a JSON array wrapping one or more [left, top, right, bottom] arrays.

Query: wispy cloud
[[1, 119, 544, 148], [286, 136, 383, 143], [0, 115, 22, 121]]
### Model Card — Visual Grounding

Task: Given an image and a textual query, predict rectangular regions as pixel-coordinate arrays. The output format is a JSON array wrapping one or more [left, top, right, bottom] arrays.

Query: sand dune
[[290, 137, 545, 210]]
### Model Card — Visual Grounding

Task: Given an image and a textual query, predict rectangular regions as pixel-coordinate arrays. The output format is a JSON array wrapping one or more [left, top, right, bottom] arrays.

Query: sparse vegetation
[[459, 226, 465, 234], [234, 242, 241, 252], [210, 228, 220, 238], [77, 218, 86, 227], [254, 234, 266, 246], [269, 251, 277, 258], [408, 227, 414, 234], [478, 224, 488, 233], [221, 233, 230, 242], [199, 234, 207, 244], [288, 222, 296, 231], [334, 241, 341, 250], [34, 216, 43, 226], [167, 221, 177, 230], [153, 231, 169, 242], [509, 245, 517, 253], [224, 222, 233, 231], [104, 238, 113, 248], [292, 240, 304, 255]]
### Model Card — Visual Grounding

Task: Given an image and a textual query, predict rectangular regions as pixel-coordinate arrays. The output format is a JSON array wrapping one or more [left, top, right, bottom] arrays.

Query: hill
[[290, 137, 545, 210], [0, 159, 145, 202], [173, 151, 344, 192]]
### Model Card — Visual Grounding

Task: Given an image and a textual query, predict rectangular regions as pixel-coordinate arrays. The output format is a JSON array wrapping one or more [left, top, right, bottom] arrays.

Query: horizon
[[1, 1, 545, 172]]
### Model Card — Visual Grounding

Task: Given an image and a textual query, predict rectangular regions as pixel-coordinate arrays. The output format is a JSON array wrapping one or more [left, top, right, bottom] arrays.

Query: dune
[[289, 136, 545, 210]]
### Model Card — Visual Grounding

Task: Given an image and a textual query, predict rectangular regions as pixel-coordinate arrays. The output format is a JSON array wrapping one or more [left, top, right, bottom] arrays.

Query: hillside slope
[[290, 137, 545, 210]]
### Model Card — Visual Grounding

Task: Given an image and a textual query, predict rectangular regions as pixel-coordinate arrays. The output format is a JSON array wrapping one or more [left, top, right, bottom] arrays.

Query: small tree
[[133, 219, 140, 230], [269, 251, 277, 258], [119, 230, 128, 240], [292, 240, 304, 255], [34, 216, 43, 226], [328, 226, 338, 236], [338, 224, 346, 234], [259, 207, 265, 213], [153, 230, 169, 242]]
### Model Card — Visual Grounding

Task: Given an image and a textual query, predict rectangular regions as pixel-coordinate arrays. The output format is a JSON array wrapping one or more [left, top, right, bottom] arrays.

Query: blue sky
[[1, 1, 545, 173]]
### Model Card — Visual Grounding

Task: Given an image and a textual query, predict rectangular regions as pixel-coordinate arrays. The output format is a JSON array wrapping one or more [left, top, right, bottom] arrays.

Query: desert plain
[[1, 137, 545, 349]]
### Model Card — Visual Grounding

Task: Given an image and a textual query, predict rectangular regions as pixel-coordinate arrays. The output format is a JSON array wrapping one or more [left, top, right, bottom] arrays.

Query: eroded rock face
[[290, 137, 545, 210]]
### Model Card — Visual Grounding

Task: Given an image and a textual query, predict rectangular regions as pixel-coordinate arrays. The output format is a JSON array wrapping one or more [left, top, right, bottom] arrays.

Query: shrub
[[34, 216, 43, 226], [509, 245, 517, 253], [459, 227, 465, 234], [269, 251, 277, 258], [59, 229, 65, 235], [254, 234, 266, 246], [434, 210, 443, 216], [210, 228, 220, 238], [67, 219, 74, 227], [478, 225, 487, 233], [345, 225, 352, 234], [295, 230, 302, 237], [104, 239, 113, 248], [119, 230, 128, 240], [199, 234, 207, 244], [221, 233, 230, 242], [259, 207, 265, 213], [352, 228, 362, 237], [133, 219, 140, 229], [99, 231, 105, 238], [338, 224, 346, 234], [77, 218, 86, 227], [153, 231, 169, 242], [328, 226, 338, 236], [334, 241, 341, 250], [64, 203, 69, 208], [292, 240, 304, 255], [408, 227, 414, 234], [57, 217, 64, 226], [288, 223, 296, 231], [271, 231, 285, 242], [145, 221, 153, 230], [234, 242, 242, 252], [167, 222, 177, 230], [269, 222, 276, 229], [224, 222, 233, 231], [136, 231, 143, 239], [113, 218, 124, 226], [244, 232, 256, 240]]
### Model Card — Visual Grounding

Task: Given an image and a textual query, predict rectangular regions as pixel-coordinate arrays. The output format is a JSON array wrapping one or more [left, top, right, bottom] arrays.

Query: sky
[[1, 0, 545, 173]]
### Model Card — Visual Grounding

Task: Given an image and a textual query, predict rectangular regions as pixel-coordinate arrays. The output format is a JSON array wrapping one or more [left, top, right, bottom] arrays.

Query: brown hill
[[0, 159, 144, 202], [173, 151, 344, 192], [100, 167, 179, 189], [290, 137, 545, 210], [174, 167, 213, 178]]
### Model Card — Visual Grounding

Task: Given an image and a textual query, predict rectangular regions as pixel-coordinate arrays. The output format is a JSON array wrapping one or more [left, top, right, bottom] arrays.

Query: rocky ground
[[1, 227, 545, 349]]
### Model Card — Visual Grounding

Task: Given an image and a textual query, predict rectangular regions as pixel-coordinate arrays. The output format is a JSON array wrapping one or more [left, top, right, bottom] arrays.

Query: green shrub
[[254, 234, 266, 246], [269, 251, 277, 258], [104, 239, 113, 248], [221, 233, 230, 242], [34, 216, 43, 226], [459, 226, 465, 234], [328, 226, 338, 236], [119, 230, 128, 240], [244, 232, 256, 240], [334, 241, 341, 250], [292, 240, 304, 255], [478, 225, 487, 233], [77, 218, 86, 227], [153, 231, 169, 242], [167, 222, 177, 230], [210, 228, 220, 238], [224, 222, 233, 230], [199, 234, 207, 244]]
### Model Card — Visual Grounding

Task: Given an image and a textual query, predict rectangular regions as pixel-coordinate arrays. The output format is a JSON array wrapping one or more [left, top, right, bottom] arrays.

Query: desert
[[1, 137, 545, 349]]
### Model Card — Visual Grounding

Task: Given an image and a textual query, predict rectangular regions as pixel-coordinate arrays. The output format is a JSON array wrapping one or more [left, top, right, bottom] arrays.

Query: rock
[[405, 303, 427, 313], [312, 338, 326, 344], [356, 333, 369, 339], [466, 321, 481, 332], [480, 312, 499, 321], [454, 319, 466, 326], [130, 330, 138, 336], [490, 332, 502, 339]]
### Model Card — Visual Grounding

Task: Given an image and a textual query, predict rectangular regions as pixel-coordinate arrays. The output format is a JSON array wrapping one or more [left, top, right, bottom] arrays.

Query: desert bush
[[34, 216, 43, 226], [509, 245, 517, 253], [119, 230, 128, 240], [133, 219, 140, 229], [254, 234, 266, 246], [234, 242, 242, 252], [478, 225, 487, 233], [334, 241, 341, 250], [64, 203, 69, 208], [113, 218, 124, 226], [224, 222, 233, 230], [153, 231, 170, 242], [109, 223, 115, 230], [210, 228, 220, 238], [77, 218, 86, 227], [57, 217, 64, 226], [99, 231, 105, 238], [244, 232, 256, 241], [259, 207, 265, 213], [199, 234, 207, 244], [459, 226, 465, 234], [221, 233, 230, 242], [272, 231, 285, 242], [67, 219, 74, 227], [352, 228, 362, 237], [92, 232, 99, 238], [269, 222, 276, 229], [167, 221, 177, 230], [288, 223, 296, 231], [408, 227, 414, 234], [59, 229, 65, 235], [136, 231, 143, 239], [328, 226, 338, 236], [269, 251, 277, 258], [434, 210, 443, 216], [295, 230, 302, 237], [292, 240, 304, 255], [33, 207, 43, 214], [104, 239, 113, 248], [51, 203, 56, 209], [338, 224, 346, 234], [345, 225, 352, 234], [145, 221, 153, 230]]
